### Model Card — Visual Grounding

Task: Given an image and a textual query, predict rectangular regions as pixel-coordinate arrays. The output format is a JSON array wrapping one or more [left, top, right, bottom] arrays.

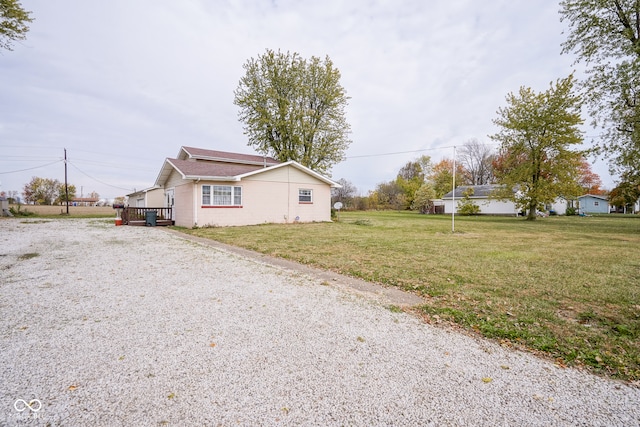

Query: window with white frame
[[594, 201, 599, 207], [202, 185, 242, 206], [299, 189, 312, 203]]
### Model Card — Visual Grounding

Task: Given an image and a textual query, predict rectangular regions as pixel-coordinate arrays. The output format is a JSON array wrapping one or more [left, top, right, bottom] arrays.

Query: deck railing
[[122, 207, 173, 225]]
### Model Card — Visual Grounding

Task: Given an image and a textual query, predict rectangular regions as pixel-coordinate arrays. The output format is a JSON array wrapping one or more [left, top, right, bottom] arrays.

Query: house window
[[299, 189, 312, 203], [594, 201, 599, 206], [202, 185, 242, 206]]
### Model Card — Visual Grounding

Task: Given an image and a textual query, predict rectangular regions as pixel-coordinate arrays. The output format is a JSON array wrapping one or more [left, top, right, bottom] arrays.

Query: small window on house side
[[299, 189, 312, 203], [594, 201, 599, 206]]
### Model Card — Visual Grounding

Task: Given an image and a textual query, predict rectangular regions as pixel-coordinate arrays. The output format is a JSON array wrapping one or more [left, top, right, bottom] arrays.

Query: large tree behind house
[[234, 49, 352, 175]]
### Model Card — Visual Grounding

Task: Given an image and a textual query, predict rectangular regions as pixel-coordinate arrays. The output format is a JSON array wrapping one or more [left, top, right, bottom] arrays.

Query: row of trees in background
[[360, 139, 499, 212], [332, 149, 493, 213], [21, 177, 77, 205], [333, 129, 610, 216], [1, 177, 106, 205], [334, 144, 612, 215], [16, 177, 107, 205]]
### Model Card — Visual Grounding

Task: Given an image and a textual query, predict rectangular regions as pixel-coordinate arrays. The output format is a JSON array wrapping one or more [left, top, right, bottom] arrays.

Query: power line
[[0, 159, 63, 175], [0, 145, 66, 150], [72, 157, 157, 172], [345, 142, 502, 159], [346, 146, 456, 159], [1, 156, 61, 160], [68, 161, 135, 192]]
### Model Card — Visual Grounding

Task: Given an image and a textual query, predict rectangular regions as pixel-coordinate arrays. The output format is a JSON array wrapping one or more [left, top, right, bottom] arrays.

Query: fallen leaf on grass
[[482, 377, 493, 383], [68, 385, 78, 391], [554, 359, 567, 369], [209, 342, 216, 348]]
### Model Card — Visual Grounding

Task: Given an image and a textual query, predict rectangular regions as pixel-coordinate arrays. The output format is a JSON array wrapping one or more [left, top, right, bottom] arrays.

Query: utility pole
[[451, 145, 456, 233], [64, 148, 69, 215]]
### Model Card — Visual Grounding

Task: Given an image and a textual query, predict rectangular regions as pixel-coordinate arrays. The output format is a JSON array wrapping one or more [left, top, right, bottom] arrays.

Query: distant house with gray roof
[[441, 184, 569, 216], [441, 185, 518, 215]]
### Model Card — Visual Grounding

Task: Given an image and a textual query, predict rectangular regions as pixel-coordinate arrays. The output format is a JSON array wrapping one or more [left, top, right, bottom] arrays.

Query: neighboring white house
[[577, 194, 609, 214], [441, 184, 569, 215], [441, 185, 519, 215], [126, 186, 164, 207], [150, 146, 340, 227]]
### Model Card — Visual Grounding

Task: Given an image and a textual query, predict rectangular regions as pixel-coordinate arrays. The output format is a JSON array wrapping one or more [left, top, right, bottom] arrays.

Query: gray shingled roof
[[167, 158, 265, 178], [180, 146, 279, 165], [442, 184, 510, 199], [154, 146, 340, 188]]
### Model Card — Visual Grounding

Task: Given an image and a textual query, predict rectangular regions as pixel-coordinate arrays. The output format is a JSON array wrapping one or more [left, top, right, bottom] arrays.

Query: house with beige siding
[[151, 146, 340, 227]]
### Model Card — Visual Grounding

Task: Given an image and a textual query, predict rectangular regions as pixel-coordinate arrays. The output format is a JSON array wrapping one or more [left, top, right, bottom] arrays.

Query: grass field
[[179, 211, 640, 382], [5, 204, 115, 218]]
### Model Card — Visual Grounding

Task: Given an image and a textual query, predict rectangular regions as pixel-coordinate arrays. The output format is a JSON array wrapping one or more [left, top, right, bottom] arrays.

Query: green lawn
[[178, 211, 640, 381]]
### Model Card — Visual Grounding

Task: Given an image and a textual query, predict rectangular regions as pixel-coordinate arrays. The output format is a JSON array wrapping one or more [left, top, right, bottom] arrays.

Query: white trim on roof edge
[[577, 194, 608, 200], [235, 160, 341, 187], [154, 159, 187, 187]]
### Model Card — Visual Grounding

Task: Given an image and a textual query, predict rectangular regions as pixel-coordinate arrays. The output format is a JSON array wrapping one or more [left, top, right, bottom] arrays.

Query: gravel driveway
[[1, 218, 638, 426]]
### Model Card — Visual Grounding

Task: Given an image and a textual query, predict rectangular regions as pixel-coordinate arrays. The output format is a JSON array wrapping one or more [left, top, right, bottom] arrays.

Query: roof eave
[[235, 160, 340, 186], [183, 175, 241, 182], [154, 159, 187, 187]]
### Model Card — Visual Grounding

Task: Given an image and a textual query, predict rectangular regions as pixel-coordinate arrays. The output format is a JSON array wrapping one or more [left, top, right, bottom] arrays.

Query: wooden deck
[[122, 207, 173, 226]]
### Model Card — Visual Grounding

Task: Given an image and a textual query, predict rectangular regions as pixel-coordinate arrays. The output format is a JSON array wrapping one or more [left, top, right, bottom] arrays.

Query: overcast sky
[[0, 0, 613, 200]]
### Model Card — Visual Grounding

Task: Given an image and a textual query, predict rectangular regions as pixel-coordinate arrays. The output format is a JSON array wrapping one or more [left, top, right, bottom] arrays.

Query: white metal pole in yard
[[451, 145, 456, 233]]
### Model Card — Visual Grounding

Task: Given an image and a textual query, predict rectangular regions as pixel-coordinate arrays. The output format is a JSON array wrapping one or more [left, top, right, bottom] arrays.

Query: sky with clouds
[[1, 0, 613, 200]]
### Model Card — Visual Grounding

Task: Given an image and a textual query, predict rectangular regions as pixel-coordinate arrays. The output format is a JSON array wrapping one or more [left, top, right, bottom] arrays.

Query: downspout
[[194, 179, 200, 226], [287, 167, 290, 223]]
